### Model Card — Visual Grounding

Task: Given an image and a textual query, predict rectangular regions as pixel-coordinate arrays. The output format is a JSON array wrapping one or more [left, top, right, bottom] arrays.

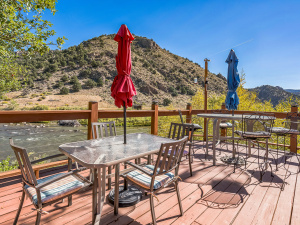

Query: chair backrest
[[242, 112, 275, 133], [92, 121, 117, 139], [178, 110, 184, 124], [168, 122, 194, 142], [151, 136, 188, 187], [9, 138, 38, 187], [286, 112, 300, 131]]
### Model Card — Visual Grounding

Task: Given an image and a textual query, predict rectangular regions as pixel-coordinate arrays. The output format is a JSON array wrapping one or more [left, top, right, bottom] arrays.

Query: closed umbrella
[[225, 49, 240, 113], [225, 49, 240, 160], [109, 24, 141, 208], [111, 24, 136, 144]]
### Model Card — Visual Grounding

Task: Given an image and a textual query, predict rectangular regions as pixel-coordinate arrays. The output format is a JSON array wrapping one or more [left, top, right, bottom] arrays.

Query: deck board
[[0, 142, 299, 225]]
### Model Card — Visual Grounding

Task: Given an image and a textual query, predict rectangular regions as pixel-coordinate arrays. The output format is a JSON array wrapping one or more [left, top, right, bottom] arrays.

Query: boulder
[[58, 120, 81, 127]]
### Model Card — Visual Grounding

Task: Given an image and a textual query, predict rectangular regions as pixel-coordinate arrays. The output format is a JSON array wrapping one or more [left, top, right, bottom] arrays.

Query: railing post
[[186, 103, 192, 123], [151, 101, 158, 135], [290, 104, 298, 153], [88, 101, 98, 140]]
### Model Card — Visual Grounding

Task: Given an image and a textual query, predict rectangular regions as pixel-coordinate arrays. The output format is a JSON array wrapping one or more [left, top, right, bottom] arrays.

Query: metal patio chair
[[92, 121, 117, 189], [10, 138, 91, 225], [178, 109, 203, 131], [267, 112, 300, 171], [122, 136, 188, 225], [236, 113, 275, 181], [168, 122, 195, 176]]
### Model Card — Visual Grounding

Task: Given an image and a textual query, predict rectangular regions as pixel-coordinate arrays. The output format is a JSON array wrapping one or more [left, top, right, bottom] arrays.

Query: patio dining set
[[9, 110, 300, 225]]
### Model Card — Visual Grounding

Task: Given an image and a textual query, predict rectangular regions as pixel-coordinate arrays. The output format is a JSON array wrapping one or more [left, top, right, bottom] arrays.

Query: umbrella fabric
[[111, 24, 136, 108], [225, 49, 240, 110]]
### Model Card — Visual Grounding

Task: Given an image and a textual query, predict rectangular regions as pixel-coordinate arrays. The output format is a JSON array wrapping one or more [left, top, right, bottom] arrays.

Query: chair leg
[[68, 195, 72, 206], [150, 194, 157, 225], [188, 145, 193, 177], [35, 211, 41, 225], [14, 189, 25, 225], [108, 166, 112, 190], [175, 180, 184, 216]]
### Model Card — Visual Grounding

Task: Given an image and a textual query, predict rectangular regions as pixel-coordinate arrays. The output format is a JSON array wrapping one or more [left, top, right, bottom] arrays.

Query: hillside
[[2, 34, 227, 110], [250, 85, 299, 106]]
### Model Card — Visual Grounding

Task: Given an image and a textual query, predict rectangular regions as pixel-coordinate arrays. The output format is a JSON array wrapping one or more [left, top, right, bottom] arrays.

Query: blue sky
[[46, 0, 300, 89]]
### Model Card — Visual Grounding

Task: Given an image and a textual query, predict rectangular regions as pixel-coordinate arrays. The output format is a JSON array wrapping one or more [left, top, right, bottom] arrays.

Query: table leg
[[247, 121, 254, 156], [114, 164, 120, 215], [92, 169, 97, 224], [93, 167, 106, 224], [205, 118, 210, 160], [212, 118, 219, 165], [232, 119, 235, 158]]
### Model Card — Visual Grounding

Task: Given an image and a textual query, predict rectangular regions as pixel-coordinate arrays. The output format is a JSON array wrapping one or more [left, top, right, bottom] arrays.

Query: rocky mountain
[[16, 34, 227, 107], [250, 85, 299, 106], [285, 89, 300, 96]]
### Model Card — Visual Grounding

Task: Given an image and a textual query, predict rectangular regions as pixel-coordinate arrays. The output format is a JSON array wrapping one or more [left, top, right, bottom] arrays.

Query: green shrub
[[36, 62, 44, 69], [91, 60, 101, 67], [84, 79, 97, 89], [0, 156, 18, 172], [48, 64, 58, 73], [168, 86, 175, 93], [30, 105, 49, 110], [27, 78, 34, 88], [79, 68, 92, 78], [163, 98, 171, 106], [72, 82, 82, 92], [61, 75, 69, 82], [60, 60, 67, 67], [98, 78, 104, 87], [68, 61, 76, 68], [70, 75, 79, 84], [187, 89, 195, 95], [171, 91, 178, 97], [60, 87, 69, 95]]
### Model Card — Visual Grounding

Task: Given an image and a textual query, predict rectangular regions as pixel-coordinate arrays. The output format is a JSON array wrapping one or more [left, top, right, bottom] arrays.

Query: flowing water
[[0, 122, 150, 162]]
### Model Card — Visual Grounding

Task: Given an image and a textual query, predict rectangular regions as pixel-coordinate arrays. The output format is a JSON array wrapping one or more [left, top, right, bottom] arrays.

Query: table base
[[108, 185, 142, 207], [220, 155, 246, 165]]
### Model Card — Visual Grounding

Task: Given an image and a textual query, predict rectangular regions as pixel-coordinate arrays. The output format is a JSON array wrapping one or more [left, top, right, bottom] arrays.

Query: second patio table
[[59, 132, 176, 225], [197, 113, 276, 165]]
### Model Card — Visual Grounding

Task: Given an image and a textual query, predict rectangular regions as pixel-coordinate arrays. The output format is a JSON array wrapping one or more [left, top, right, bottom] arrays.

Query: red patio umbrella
[[111, 24, 136, 144]]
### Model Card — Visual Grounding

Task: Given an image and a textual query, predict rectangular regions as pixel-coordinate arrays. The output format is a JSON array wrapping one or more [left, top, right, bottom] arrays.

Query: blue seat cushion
[[25, 173, 85, 205], [126, 165, 174, 190]]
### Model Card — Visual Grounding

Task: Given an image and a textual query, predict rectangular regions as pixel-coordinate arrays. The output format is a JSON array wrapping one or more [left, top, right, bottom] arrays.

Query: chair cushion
[[236, 130, 271, 139], [126, 165, 174, 190], [25, 173, 85, 205], [219, 122, 233, 128], [267, 127, 300, 135]]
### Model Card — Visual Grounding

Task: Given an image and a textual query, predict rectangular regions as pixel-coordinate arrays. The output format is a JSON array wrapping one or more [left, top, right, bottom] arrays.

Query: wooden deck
[[1, 142, 300, 225]]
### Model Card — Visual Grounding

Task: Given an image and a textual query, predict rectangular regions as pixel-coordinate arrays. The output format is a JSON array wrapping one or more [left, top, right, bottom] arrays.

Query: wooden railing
[[0, 101, 298, 179]]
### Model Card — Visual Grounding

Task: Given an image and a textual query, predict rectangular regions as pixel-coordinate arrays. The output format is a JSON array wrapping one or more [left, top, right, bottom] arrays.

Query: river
[[0, 123, 150, 162]]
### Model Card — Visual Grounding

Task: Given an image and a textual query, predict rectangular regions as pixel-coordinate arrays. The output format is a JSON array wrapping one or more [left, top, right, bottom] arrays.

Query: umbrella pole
[[124, 101, 127, 144], [232, 110, 235, 157]]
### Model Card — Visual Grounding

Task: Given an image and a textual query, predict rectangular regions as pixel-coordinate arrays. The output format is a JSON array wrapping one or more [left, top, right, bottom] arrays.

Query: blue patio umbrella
[[225, 49, 240, 114]]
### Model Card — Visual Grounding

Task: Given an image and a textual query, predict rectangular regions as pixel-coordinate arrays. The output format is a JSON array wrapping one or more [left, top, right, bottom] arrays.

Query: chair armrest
[[31, 154, 65, 165], [125, 161, 153, 177], [35, 169, 83, 189]]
